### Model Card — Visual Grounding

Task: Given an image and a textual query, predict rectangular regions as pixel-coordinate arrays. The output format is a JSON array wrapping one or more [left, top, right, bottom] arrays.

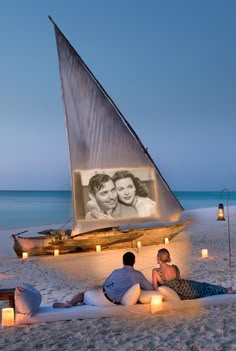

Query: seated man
[[85, 174, 118, 219], [53, 252, 153, 307]]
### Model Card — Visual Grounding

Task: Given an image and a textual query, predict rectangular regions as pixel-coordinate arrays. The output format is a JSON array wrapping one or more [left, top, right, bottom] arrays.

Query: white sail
[[50, 18, 183, 235]]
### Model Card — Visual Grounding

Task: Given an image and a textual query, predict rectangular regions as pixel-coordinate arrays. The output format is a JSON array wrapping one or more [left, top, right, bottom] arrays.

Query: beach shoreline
[[1, 207, 236, 350]]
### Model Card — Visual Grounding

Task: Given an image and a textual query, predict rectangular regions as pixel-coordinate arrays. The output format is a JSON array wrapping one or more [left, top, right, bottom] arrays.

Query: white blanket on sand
[[15, 294, 236, 325]]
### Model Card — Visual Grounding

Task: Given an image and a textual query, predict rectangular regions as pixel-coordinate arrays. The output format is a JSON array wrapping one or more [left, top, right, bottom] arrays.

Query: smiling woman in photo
[[112, 170, 156, 217]]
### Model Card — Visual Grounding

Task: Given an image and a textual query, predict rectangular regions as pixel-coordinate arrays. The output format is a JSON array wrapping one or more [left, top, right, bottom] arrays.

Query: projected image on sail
[[73, 167, 157, 220]]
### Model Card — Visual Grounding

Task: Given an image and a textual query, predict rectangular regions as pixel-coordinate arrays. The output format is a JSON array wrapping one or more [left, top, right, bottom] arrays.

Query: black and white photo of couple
[[84, 169, 157, 220]]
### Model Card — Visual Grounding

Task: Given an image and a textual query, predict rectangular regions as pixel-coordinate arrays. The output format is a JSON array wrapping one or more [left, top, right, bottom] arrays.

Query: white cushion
[[15, 294, 236, 325], [84, 288, 113, 306], [15, 283, 42, 316], [139, 290, 162, 304], [158, 286, 180, 301], [121, 283, 141, 306]]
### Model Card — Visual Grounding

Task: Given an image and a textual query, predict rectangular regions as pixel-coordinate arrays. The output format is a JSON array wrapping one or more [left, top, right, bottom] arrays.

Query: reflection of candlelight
[[164, 238, 169, 245], [150, 295, 163, 313], [137, 241, 142, 249], [96, 245, 101, 253], [22, 252, 28, 259], [1, 308, 15, 327], [54, 249, 59, 256], [201, 249, 208, 258]]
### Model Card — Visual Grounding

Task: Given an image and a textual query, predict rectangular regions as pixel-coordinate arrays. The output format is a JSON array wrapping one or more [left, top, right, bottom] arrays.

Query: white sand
[[1, 207, 236, 350]]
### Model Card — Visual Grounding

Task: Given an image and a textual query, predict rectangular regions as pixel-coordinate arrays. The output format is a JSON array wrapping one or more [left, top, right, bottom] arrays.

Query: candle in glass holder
[[150, 295, 163, 313], [201, 249, 208, 258], [137, 241, 142, 249], [96, 245, 101, 253], [1, 308, 14, 327], [54, 249, 59, 256], [164, 238, 169, 245], [22, 252, 28, 259]]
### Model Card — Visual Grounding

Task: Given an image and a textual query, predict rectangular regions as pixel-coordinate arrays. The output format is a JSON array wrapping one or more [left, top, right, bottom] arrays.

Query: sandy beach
[[1, 207, 236, 350]]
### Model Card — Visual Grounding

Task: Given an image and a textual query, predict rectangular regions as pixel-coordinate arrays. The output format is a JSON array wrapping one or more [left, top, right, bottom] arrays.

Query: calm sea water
[[0, 191, 72, 230], [1, 190, 236, 230]]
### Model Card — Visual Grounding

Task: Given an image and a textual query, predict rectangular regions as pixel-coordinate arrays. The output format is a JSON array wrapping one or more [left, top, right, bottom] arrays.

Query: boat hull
[[12, 219, 191, 257]]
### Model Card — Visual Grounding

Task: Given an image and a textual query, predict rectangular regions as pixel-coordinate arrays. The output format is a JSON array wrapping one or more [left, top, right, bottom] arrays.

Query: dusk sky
[[1, 0, 236, 191]]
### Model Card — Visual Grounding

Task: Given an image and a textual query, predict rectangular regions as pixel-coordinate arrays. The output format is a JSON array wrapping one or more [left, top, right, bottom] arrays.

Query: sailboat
[[12, 18, 191, 257]]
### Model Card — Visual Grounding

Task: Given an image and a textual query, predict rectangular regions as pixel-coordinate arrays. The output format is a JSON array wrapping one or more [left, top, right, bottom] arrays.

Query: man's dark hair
[[123, 252, 135, 266], [88, 174, 112, 195]]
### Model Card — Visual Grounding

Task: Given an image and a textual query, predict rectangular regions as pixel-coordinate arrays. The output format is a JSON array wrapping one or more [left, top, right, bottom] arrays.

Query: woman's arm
[[152, 268, 162, 290]]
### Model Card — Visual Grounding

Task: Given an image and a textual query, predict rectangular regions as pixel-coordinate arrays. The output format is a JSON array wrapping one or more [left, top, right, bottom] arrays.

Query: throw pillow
[[84, 288, 113, 306], [158, 286, 180, 301], [15, 283, 42, 316], [121, 283, 141, 306]]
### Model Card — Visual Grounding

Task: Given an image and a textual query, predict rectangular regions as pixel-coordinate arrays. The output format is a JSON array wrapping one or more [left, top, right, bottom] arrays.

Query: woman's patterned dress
[[157, 265, 228, 300]]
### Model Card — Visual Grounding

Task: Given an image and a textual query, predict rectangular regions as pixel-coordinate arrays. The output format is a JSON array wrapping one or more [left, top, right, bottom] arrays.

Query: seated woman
[[152, 248, 236, 300]]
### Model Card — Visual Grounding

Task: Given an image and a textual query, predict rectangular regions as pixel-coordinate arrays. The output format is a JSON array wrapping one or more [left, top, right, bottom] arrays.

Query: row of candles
[[21, 242, 210, 259], [21, 238, 171, 258], [22, 249, 60, 259]]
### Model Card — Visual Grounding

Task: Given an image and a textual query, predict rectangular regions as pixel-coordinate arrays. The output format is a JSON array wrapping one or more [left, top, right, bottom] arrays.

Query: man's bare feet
[[226, 287, 236, 294], [53, 292, 85, 308], [53, 302, 72, 308]]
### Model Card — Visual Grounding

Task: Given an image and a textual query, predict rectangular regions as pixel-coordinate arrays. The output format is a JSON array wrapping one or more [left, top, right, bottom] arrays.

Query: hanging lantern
[[217, 203, 225, 221]]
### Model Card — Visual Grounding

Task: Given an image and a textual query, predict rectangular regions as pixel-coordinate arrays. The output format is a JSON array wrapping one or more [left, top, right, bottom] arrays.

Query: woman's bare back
[[159, 264, 179, 282]]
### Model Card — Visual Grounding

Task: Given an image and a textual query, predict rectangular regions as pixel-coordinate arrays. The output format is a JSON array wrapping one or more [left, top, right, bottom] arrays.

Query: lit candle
[[217, 204, 225, 220], [1, 308, 14, 327], [201, 249, 208, 258], [164, 238, 169, 245], [54, 249, 59, 256], [218, 209, 224, 220], [22, 252, 28, 259], [137, 241, 142, 249], [150, 295, 163, 313], [96, 245, 101, 253]]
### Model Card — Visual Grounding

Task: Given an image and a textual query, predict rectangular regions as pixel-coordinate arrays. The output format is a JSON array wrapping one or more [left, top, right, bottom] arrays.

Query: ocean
[[1, 190, 235, 230]]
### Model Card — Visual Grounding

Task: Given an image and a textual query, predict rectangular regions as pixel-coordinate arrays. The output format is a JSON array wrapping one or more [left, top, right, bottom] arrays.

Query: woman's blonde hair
[[157, 248, 171, 263]]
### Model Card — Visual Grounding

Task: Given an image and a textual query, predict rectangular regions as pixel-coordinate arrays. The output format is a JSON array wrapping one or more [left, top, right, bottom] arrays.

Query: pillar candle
[[96, 245, 101, 253], [137, 241, 142, 249], [54, 249, 59, 256], [201, 249, 208, 258], [22, 252, 28, 259], [150, 295, 163, 313], [1, 308, 14, 327]]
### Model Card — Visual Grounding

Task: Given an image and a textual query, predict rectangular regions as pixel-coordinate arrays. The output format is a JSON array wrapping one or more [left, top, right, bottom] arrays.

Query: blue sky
[[0, 0, 236, 191]]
